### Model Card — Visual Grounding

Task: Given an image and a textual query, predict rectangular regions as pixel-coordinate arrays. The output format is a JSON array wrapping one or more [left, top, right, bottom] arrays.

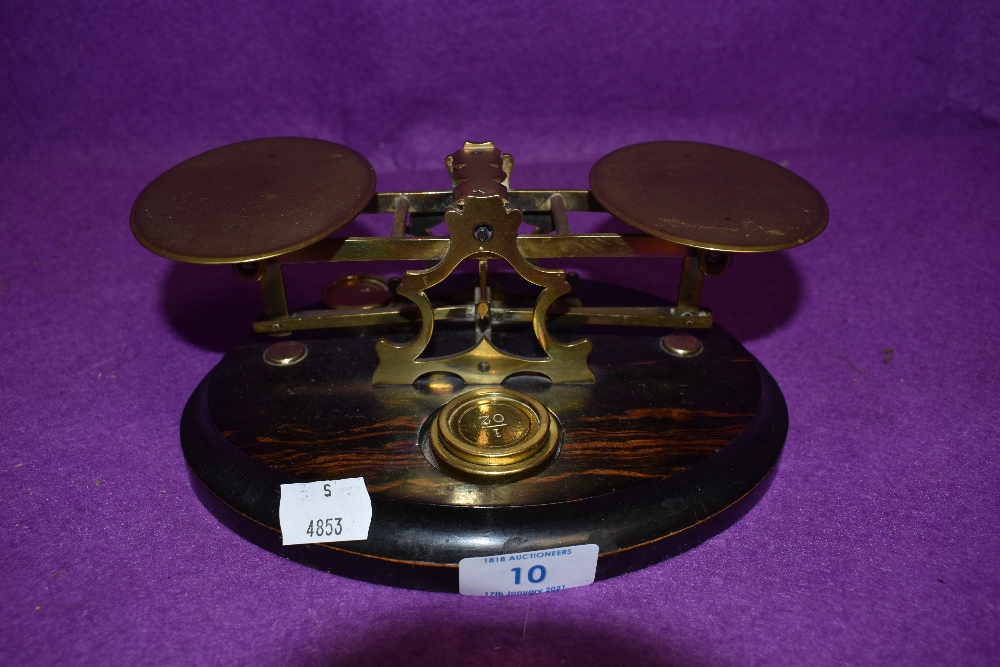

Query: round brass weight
[[429, 388, 560, 483], [322, 275, 393, 309]]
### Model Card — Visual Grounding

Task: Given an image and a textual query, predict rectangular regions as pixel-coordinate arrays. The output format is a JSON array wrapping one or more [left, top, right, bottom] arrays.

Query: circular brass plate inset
[[590, 141, 828, 252], [429, 388, 559, 483], [660, 332, 703, 358], [323, 275, 393, 309], [264, 341, 307, 366], [130, 137, 376, 264]]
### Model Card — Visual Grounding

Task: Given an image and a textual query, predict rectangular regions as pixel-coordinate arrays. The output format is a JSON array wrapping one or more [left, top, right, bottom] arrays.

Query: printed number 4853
[[306, 518, 342, 537]]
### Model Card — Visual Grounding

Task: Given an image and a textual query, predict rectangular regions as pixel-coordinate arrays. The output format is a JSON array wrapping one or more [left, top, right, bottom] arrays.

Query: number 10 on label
[[510, 565, 547, 585], [458, 544, 599, 596]]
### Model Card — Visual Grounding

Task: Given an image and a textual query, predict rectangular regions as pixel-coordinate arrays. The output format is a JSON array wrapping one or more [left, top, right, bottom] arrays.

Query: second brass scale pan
[[590, 141, 827, 252], [131, 137, 827, 591]]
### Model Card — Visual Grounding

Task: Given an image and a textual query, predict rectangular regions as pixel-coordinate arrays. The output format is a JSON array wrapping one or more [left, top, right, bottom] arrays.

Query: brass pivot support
[[373, 143, 593, 385]]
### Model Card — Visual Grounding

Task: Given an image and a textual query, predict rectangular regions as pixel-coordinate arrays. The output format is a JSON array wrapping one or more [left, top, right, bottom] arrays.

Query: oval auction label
[[459, 544, 600, 596]]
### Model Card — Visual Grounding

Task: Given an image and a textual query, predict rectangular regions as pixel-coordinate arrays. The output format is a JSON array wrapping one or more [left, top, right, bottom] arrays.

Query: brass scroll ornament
[[373, 142, 593, 385]]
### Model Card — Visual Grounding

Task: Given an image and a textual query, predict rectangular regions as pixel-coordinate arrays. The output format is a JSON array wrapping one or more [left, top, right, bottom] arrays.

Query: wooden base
[[181, 280, 787, 592]]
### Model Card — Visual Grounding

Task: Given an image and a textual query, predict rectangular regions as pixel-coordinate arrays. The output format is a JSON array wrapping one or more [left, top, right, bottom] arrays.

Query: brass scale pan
[[132, 137, 827, 262], [131, 137, 377, 264]]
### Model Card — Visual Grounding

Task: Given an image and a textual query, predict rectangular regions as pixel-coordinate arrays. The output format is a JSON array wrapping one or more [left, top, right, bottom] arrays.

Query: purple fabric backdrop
[[2, 1, 998, 664]]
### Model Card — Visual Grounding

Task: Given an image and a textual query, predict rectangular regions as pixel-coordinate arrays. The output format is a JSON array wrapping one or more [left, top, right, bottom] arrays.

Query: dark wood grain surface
[[181, 280, 787, 590], [207, 326, 760, 506]]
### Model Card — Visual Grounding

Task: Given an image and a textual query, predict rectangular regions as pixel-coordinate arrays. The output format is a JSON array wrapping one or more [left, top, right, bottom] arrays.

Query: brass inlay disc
[[264, 341, 307, 366], [429, 388, 559, 483], [590, 141, 828, 252], [660, 332, 703, 358], [130, 137, 376, 264]]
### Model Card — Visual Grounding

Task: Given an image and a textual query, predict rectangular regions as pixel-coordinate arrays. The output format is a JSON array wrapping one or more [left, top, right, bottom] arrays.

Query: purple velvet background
[[2, 1, 998, 664]]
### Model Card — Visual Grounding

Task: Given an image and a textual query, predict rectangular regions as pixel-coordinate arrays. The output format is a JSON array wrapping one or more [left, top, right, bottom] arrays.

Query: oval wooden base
[[181, 288, 788, 592]]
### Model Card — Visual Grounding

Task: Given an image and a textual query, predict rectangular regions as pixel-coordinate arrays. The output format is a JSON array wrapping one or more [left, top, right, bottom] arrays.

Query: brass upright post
[[676, 253, 704, 316], [261, 263, 290, 324]]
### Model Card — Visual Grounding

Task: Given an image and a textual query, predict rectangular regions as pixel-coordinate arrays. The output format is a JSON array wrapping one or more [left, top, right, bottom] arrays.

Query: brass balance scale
[[131, 138, 827, 591]]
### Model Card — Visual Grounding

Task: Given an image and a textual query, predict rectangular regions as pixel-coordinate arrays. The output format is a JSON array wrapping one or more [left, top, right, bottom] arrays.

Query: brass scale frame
[[237, 142, 729, 387]]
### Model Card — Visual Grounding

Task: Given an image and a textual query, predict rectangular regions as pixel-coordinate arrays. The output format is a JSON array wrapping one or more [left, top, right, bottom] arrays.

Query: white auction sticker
[[278, 478, 372, 546], [459, 544, 599, 596]]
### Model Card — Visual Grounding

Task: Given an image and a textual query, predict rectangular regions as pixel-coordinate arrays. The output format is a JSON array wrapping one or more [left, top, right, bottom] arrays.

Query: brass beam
[[363, 190, 600, 215], [275, 233, 687, 264], [253, 304, 711, 334]]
